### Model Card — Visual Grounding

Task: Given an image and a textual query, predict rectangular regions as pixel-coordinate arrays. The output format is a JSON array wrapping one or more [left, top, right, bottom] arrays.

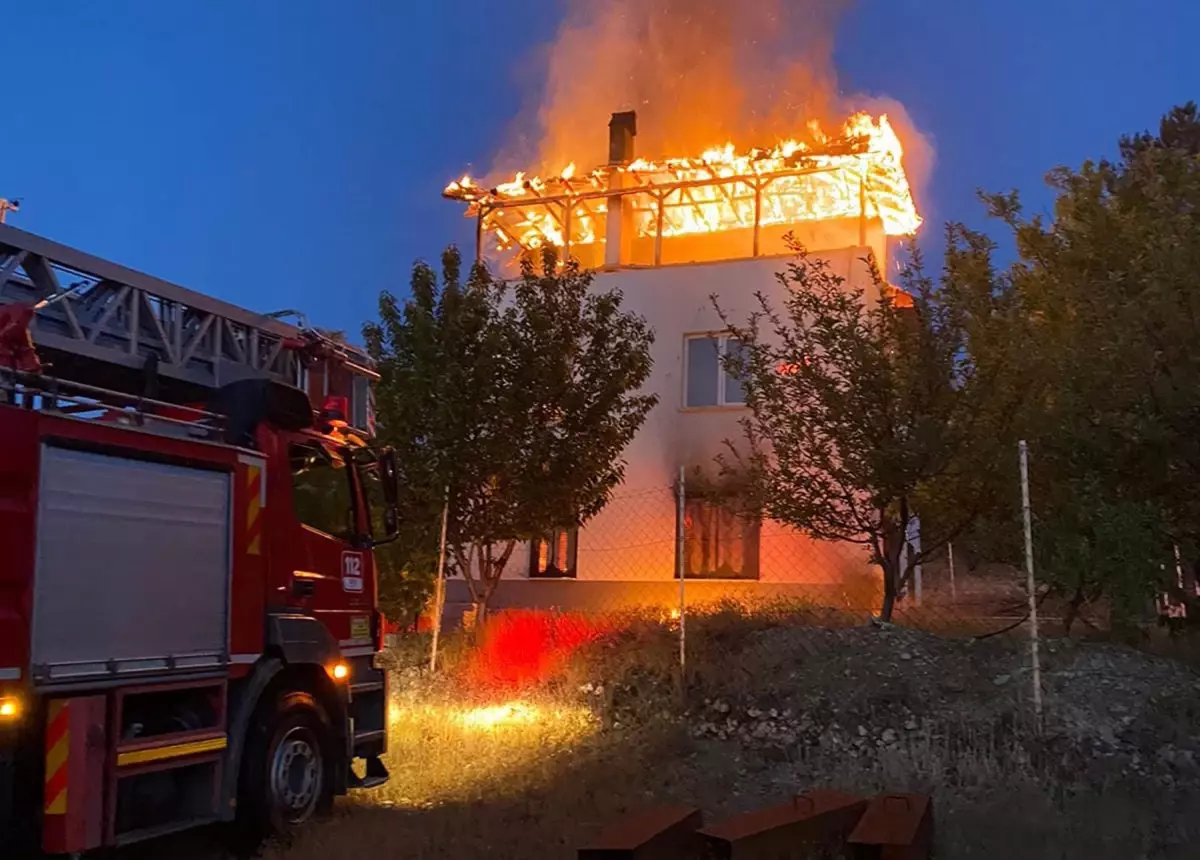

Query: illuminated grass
[[370, 689, 601, 810]]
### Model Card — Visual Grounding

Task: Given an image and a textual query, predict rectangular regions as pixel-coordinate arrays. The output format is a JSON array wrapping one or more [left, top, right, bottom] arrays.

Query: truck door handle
[[292, 578, 316, 598]]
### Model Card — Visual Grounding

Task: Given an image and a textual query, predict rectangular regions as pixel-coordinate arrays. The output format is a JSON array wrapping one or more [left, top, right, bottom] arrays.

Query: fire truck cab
[[0, 225, 393, 854]]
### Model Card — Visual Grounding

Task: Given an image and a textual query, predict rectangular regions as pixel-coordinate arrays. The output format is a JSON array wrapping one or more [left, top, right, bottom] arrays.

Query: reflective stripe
[[0, 668, 20, 680], [340, 646, 377, 658], [245, 464, 264, 555], [117, 736, 227, 767], [44, 701, 71, 816]]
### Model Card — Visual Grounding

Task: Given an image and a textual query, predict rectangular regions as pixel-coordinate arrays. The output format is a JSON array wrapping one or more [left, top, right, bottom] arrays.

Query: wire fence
[[400, 440, 1200, 732]]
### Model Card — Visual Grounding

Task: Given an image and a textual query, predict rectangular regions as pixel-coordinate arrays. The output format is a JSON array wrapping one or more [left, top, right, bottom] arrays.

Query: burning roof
[[444, 112, 922, 267]]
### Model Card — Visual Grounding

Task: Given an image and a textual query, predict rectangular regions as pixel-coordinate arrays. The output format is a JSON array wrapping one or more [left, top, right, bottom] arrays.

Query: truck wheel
[[239, 690, 335, 835]]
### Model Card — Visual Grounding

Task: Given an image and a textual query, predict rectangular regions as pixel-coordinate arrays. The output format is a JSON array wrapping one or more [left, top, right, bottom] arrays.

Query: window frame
[[677, 493, 761, 580], [683, 332, 748, 409], [529, 528, 580, 579], [288, 440, 359, 542]]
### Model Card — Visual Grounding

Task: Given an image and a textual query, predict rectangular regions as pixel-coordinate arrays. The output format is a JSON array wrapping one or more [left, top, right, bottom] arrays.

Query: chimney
[[608, 111, 637, 164], [605, 111, 637, 268]]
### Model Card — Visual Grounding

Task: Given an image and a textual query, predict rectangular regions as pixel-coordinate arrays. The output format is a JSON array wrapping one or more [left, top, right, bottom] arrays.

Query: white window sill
[[679, 404, 749, 414]]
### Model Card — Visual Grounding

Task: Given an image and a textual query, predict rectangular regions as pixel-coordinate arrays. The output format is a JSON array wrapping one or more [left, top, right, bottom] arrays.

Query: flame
[[445, 112, 922, 260]]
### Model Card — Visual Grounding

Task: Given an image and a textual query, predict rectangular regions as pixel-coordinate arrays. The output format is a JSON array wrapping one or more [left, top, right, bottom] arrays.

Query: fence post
[[428, 488, 450, 674], [1018, 441, 1044, 727], [676, 467, 686, 698], [948, 542, 956, 602]]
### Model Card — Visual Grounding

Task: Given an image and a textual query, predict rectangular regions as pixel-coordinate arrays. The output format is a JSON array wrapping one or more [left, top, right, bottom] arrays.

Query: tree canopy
[[715, 236, 1015, 621], [959, 102, 1200, 625], [364, 247, 656, 622]]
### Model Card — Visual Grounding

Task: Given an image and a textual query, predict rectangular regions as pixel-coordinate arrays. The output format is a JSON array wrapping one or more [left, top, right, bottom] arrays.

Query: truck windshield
[[289, 442, 354, 539]]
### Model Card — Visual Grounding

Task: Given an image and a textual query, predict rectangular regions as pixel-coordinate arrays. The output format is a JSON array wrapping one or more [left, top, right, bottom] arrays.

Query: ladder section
[[0, 223, 301, 392]]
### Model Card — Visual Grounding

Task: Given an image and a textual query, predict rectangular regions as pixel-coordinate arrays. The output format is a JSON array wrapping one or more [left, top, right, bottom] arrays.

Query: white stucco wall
[[498, 225, 887, 601]]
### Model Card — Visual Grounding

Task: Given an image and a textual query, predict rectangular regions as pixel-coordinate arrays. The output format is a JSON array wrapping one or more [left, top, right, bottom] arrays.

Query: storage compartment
[[30, 445, 232, 682], [113, 759, 220, 843], [117, 681, 225, 742]]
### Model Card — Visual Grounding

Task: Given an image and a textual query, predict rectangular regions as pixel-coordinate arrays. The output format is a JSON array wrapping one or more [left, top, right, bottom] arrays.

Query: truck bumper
[[347, 655, 388, 789]]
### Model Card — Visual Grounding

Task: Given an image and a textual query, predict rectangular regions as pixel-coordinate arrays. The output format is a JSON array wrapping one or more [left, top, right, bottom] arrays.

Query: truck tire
[[238, 690, 335, 837]]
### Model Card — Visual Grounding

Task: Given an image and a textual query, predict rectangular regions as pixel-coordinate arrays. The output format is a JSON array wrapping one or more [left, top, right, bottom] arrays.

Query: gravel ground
[[115, 623, 1200, 859]]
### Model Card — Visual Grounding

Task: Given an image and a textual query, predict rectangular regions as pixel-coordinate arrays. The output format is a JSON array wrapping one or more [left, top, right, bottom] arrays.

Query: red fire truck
[[0, 224, 393, 854]]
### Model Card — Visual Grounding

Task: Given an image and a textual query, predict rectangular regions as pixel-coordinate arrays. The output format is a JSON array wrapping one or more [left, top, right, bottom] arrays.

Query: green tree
[[364, 247, 656, 626], [968, 103, 1200, 625], [715, 237, 1013, 621]]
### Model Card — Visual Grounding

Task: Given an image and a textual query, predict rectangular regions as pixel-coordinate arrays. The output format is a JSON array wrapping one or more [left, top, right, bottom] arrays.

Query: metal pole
[[428, 488, 451, 673], [948, 542, 957, 602], [676, 467, 686, 693], [1019, 441, 1044, 726]]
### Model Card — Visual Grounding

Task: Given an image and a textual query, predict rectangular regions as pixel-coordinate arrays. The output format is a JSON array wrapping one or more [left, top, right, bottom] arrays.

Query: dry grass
[[118, 614, 1200, 860]]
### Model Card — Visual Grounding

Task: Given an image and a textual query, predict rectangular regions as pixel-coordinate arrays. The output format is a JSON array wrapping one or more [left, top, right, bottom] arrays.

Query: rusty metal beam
[[847, 794, 933, 859], [577, 805, 703, 860], [698, 789, 868, 859]]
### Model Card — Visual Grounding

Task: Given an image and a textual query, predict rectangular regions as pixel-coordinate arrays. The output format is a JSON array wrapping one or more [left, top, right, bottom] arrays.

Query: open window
[[529, 529, 579, 578], [681, 493, 759, 579]]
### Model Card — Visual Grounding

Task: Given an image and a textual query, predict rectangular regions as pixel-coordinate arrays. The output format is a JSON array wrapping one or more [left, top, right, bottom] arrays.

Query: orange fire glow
[[445, 112, 922, 261]]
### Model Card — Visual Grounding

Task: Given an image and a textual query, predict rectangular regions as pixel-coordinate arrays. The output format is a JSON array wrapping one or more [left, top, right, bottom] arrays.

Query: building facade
[[442, 110, 923, 621]]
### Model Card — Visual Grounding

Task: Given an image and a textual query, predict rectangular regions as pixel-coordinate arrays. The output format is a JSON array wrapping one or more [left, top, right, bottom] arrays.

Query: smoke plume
[[494, 0, 857, 175]]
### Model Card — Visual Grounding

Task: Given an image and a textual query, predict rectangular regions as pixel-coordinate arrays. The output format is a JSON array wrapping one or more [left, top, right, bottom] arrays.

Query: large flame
[[445, 112, 922, 261]]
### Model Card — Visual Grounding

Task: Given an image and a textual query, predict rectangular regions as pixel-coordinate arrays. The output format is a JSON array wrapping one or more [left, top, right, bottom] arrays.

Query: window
[[289, 443, 354, 539], [529, 529, 579, 578], [685, 334, 747, 408], [354, 456, 386, 542], [681, 495, 759, 579]]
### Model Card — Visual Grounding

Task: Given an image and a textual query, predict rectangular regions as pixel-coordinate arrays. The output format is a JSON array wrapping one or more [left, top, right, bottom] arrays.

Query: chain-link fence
[[381, 442, 1200, 857], [406, 440, 1200, 723]]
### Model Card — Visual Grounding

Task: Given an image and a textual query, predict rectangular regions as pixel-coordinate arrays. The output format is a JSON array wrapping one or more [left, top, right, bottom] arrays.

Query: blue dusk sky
[[3, 1, 1197, 336]]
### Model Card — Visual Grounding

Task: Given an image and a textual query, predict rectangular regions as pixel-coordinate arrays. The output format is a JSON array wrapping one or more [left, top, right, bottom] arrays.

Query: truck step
[[349, 755, 390, 790]]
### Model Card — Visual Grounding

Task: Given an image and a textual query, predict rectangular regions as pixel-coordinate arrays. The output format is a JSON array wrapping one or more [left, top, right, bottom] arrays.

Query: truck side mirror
[[378, 448, 399, 541], [379, 448, 398, 504]]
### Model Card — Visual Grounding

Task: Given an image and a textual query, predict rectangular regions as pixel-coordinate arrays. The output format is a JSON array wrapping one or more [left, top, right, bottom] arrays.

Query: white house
[[442, 111, 923, 619]]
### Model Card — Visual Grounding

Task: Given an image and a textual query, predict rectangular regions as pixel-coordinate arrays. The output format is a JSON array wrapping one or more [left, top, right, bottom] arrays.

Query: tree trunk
[[470, 540, 515, 640], [877, 501, 908, 624], [880, 558, 899, 623], [1063, 582, 1085, 636]]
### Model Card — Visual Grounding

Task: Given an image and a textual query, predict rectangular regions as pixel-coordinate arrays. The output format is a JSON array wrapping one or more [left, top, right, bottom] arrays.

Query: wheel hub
[[270, 726, 323, 821]]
